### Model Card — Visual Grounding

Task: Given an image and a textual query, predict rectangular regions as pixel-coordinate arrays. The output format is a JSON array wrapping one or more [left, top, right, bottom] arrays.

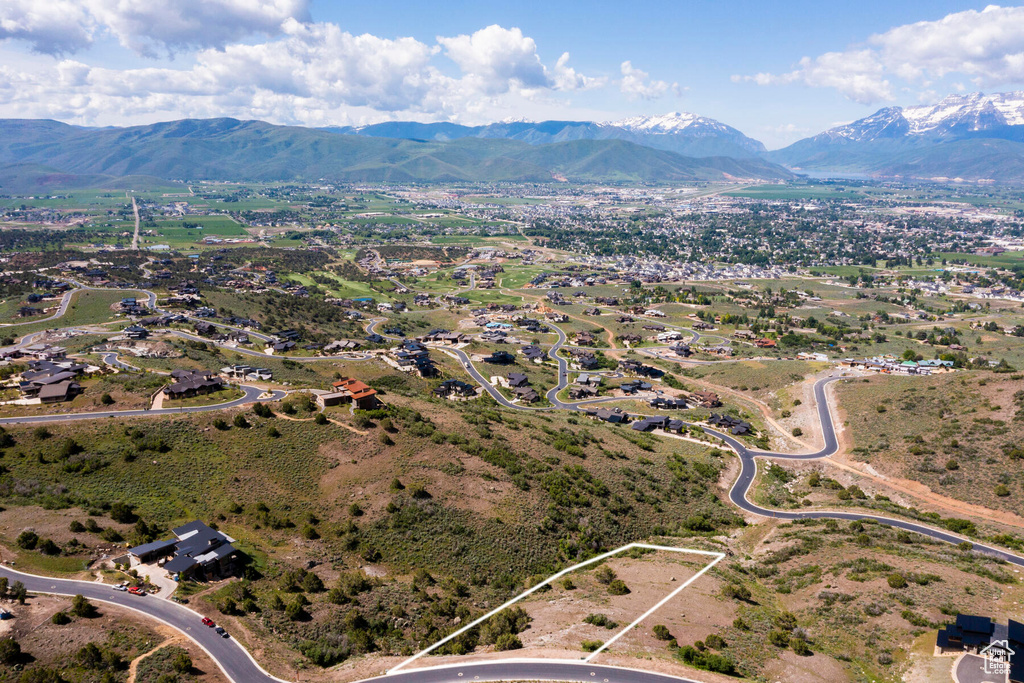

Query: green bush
[[768, 630, 790, 647], [652, 624, 673, 640], [607, 579, 630, 595], [581, 640, 603, 652], [887, 573, 908, 589]]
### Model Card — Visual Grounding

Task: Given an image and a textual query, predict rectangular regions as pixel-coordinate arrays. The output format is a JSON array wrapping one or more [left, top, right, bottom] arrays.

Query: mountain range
[[0, 118, 792, 191], [768, 92, 1024, 180], [324, 112, 767, 160], [3, 91, 1024, 190]]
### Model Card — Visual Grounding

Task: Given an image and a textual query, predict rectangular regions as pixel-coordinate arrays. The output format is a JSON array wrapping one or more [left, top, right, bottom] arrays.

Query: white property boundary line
[[387, 543, 725, 674]]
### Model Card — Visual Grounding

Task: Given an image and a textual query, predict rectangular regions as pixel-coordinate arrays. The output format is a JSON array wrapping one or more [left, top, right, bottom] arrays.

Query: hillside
[[768, 92, 1024, 181], [0, 118, 793, 187], [326, 111, 767, 159]]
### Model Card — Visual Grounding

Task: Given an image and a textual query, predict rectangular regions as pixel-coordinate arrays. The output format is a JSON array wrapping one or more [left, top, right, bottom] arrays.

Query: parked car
[[202, 617, 215, 627], [215, 626, 229, 638], [113, 583, 128, 592], [128, 586, 146, 595]]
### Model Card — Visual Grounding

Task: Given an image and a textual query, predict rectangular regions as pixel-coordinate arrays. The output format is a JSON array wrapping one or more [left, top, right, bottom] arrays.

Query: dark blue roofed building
[[128, 520, 241, 581]]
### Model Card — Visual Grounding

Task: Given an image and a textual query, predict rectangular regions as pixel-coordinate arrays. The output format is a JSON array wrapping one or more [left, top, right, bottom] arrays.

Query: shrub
[[172, 651, 193, 673], [50, 611, 71, 625], [704, 633, 726, 649], [768, 630, 790, 647], [791, 637, 811, 656], [0, 637, 21, 665], [315, 413, 329, 425], [607, 579, 630, 595], [218, 598, 237, 615], [268, 426, 281, 438], [70, 595, 95, 617], [16, 531, 38, 550], [581, 640, 603, 652], [233, 414, 250, 429], [33, 426, 51, 440], [791, 427, 803, 437], [69, 521, 86, 533], [38, 539, 60, 555], [213, 419, 229, 430], [721, 584, 751, 601], [594, 565, 616, 585], [945, 459, 959, 470], [285, 600, 307, 621], [494, 634, 523, 651], [100, 393, 114, 405], [995, 484, 1011, 497], [887, 573, 908, 589], [109, 502, 135, 523], [653, 624, 673, 641], [301, 524, 320, 540]]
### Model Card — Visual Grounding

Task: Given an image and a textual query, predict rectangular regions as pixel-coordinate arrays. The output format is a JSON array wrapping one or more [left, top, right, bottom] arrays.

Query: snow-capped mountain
[[613, 111, 726, 134], [769, 91, 1024, 181], [323, 111, 766, 159], [811, 92, 1024, 144]]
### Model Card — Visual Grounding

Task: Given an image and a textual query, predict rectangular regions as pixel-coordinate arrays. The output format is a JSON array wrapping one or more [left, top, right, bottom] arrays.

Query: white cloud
[[0, 0, 310, 56], [0, 0, 96, 54], [619, 60, 678, 100], [85, 0, 311, 56], [734, 5, 1024, 104], [0, 18, 609, 127]]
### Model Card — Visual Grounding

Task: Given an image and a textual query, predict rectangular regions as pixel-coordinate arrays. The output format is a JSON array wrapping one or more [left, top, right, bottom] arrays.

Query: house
[[507, 372, 529, 388], [323, 340, 362, 353], [632, 415, 669, 432], [586, 406, 627, 423], [576, 373, 602, 387], [691, 390, 721, 408], [194, 321, 216, 337], [482, 350, 516, 364], [573, 331, 595, 346], [123, 324, 149, 340], [670, 343, 692, 358], [267, 340, 296, 353], [513, 386, 540, 403], [619, 379, 653, 394], [318, 377, 379, 410], [936, 614, 1013, 656], [434, 379, 478, 399], [521, 345, 547, 363], [164, 369, 224, 399], [650, 396, 688, 410], [38, 380, 80, 403], [390, 340, 438, 377], [569, 385, 599, 400], [619, 359, 659, 377], [708, 413, 752, 435], [128, 520, 241, 580], [754, 338, 777, 348]]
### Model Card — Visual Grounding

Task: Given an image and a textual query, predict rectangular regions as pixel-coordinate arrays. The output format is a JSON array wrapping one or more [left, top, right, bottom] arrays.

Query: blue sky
[[0, 1, 1021, 148]]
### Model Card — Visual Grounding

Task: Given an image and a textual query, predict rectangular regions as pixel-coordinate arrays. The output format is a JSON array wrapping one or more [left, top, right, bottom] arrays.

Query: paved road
[[0, 286, 78, 328], [130, 195, 141, 251], [0, 385, 284, 425], [0, 564, 708, 683]]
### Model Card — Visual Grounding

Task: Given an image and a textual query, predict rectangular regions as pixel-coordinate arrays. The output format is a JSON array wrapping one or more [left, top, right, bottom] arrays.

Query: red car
[[128, 586, 145, 595], [201, 617, 215, 627]]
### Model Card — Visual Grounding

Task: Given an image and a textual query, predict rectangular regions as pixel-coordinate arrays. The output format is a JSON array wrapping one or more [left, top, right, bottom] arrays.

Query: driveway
[[954, 653, 1007, 683]]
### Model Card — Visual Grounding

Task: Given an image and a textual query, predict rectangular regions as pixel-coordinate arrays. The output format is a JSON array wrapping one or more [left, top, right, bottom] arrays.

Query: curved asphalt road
[[0, 385, 285, 425], [5, 289, 1024, 680], [0, 563, 707, 683]]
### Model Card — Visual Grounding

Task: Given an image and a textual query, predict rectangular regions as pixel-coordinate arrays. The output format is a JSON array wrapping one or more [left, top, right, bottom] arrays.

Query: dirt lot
[[0, 593, 226, 683]]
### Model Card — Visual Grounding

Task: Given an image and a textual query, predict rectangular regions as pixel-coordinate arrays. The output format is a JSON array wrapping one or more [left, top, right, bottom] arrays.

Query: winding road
[[4, 280, 1024, 682]]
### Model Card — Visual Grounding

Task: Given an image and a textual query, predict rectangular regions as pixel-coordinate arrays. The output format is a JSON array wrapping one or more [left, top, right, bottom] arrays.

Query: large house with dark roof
[[164, 369, 224, 399], [128, 520, 241, 580]]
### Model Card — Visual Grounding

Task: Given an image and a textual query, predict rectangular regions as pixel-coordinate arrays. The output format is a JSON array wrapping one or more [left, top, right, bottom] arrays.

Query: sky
[[1, 1, 1023, 148]]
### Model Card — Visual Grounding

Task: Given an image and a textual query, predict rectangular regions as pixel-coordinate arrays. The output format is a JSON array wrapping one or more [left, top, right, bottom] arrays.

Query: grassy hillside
[[0, 118, 794, 185]]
